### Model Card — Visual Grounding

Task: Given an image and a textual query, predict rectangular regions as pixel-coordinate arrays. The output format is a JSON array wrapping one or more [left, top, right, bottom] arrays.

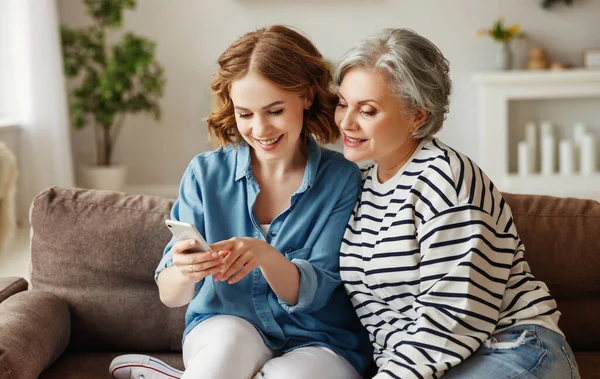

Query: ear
[[409, 108, 429, 133], [303, 87, 315, 110]]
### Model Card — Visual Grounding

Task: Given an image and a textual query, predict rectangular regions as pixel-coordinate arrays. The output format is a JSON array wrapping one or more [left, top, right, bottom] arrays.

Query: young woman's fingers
[[171, 239, 197, 254], [209, 238, 235, 253], [217, 249, 241, 272], [189, 264, 224, 282], [220, 252, 253, 280], [190, 250, 223, 264], [191, 259, 222, 272], [213, 253, 243, 282], [226, 263, 254, 284], [173, 250, 217, 266]]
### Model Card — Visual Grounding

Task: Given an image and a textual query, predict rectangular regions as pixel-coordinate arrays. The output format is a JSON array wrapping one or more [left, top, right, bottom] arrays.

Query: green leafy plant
[[61, 0, 166, 166], [477, 17, 524, 43]]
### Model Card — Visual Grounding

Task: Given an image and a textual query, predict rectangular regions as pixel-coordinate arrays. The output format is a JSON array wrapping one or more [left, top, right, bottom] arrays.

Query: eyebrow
[[337, 92, 380, 106], [234, 101, 284, 112]]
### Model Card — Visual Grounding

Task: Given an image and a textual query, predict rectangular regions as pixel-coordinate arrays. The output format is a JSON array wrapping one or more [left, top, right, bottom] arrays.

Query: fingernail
[[189, 240, 195, 246], [211, 253, 218, 259], [220, 267, 225, 272]]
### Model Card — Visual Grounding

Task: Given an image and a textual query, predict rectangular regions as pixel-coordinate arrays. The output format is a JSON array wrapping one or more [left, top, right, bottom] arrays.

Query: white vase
[[79, 164, 127, 191], [496, 42, 513, 70]]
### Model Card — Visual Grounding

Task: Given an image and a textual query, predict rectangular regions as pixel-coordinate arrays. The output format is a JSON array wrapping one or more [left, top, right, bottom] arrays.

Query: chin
[[343, 149, 364, 163]]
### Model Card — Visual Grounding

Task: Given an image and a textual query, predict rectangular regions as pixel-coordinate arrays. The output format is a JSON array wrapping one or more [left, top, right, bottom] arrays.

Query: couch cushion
[[30, 187, 185, 352], [573, 352, 600, 379], [503, 193, 600, 351], [0, 290, 70, 379], [38, 352, 184, 379], [0, 277, 28, 303]]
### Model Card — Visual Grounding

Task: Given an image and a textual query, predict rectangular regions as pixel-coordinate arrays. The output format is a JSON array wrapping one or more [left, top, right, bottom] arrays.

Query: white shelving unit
[[473, 69, 600, 201]]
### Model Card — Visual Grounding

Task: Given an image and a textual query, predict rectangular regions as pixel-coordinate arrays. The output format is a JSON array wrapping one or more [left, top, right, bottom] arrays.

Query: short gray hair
[[334, 29, 452, 138]]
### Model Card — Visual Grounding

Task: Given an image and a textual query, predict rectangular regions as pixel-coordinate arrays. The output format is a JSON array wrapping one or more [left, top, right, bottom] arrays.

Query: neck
[[251, 140, 308, 181], [376, 138, 422, 183]]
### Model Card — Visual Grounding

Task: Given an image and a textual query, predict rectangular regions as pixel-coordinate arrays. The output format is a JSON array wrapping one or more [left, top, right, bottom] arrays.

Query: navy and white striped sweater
[[340, 137, 562, 379]]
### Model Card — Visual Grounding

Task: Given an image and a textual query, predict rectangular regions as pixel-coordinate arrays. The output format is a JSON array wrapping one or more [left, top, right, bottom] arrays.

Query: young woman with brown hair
[[110, 25, 372, 379]]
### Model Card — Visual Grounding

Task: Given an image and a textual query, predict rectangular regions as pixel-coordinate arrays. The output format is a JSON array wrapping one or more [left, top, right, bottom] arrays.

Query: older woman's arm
[[374, 205, 518, 379]]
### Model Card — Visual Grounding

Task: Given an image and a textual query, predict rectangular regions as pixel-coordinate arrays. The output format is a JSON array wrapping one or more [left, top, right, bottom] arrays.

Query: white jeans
[[182, 315, 361, 379]]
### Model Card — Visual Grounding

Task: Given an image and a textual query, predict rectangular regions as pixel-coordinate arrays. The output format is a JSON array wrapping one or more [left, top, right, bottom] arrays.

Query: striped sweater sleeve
[[374, 205, 518, 379]]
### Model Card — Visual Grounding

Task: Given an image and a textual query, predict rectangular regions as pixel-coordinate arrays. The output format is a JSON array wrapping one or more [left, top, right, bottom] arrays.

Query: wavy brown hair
[[207, 25, 339, 147]]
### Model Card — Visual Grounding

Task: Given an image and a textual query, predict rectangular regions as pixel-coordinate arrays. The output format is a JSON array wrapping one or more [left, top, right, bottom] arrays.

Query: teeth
[[257, 136, 282, 146], [346, 136, 365, 143]]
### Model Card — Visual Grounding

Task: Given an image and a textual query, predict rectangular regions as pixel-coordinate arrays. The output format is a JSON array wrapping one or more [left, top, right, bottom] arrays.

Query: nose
[[252, 114, 271, 137], [337, 107, 358, 132]]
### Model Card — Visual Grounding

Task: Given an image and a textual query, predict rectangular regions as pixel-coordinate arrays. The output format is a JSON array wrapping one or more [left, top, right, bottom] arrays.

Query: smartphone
[[165, 220, 211, 253]]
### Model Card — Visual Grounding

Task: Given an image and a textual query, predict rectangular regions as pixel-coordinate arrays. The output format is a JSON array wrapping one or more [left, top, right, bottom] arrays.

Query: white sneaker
[[109, 354, 184, 379]]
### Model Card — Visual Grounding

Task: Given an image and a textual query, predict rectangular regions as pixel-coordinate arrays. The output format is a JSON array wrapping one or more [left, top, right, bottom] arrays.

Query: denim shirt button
[[270, 231, 277, 237]]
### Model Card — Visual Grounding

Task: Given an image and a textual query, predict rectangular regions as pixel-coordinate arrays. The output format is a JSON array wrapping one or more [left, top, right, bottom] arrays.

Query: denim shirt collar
[[234, 138, 321, 193]]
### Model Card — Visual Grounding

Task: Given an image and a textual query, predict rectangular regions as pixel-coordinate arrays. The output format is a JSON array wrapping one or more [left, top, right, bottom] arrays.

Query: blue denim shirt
[[155, 139, 372, 374]]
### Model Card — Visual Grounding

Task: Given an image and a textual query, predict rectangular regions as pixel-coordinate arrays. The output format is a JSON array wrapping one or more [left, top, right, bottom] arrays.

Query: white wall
[[0, 0, 16, 120], [56, 0, 600, 191]]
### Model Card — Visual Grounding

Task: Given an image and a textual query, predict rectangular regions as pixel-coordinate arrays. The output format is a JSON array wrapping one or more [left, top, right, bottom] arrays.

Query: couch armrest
[[0, 277, 28, 303], [0, 290, 70, 379]]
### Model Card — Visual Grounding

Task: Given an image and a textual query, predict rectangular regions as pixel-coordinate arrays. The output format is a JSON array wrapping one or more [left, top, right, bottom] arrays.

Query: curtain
[[6, 0, 75, 225]]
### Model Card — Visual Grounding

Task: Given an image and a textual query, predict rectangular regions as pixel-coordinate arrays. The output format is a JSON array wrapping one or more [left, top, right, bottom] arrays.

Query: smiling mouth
[[255, 135, 283, 146], [345, 135, 367, 143]]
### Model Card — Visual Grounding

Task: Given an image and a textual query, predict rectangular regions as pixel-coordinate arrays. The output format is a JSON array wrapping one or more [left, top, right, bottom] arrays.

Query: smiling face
[[230, 71, 311, 162], [335, 68, 425, 166]]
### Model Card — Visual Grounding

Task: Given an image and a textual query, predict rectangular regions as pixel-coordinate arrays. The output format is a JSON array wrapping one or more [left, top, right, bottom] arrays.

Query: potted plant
[[477, 17, 524, 70], [61, 0, 166, 190]]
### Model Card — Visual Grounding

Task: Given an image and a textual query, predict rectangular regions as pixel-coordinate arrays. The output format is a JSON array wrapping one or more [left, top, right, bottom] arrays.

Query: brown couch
[[0, 187, 598, 379]]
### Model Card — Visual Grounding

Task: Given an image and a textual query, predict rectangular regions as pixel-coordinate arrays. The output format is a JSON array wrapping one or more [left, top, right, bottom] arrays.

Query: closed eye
[[268, 109, 284, 116], [336, 103, 348, 108]]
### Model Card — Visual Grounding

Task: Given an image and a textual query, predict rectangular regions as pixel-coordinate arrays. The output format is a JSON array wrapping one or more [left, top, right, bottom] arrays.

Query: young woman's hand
[[171, 239, 225, 283], [210, 237, 276, 284]]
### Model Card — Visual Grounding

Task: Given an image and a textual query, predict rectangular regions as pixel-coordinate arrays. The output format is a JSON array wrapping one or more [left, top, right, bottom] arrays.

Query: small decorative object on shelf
[[573, 122, 586, 146], [580, 133, 597, 175], [477, 17, 524, 70], [559, 140, 574, 175], [518, 141, 530, 176], [573, 122, 586, 171], [541, 129, 556, 176], [527, 48, 549, 70], [525, 121, 537, 172], [550, 62, 573, 71], [583, 48, 600, 69]]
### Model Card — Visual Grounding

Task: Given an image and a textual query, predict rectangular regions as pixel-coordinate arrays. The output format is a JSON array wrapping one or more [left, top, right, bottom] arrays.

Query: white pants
[[182, 315, 361, 379]]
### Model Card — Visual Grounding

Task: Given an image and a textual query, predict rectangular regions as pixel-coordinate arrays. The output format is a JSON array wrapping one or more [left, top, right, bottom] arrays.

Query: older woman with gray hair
[[335, 29, 579, 379]]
